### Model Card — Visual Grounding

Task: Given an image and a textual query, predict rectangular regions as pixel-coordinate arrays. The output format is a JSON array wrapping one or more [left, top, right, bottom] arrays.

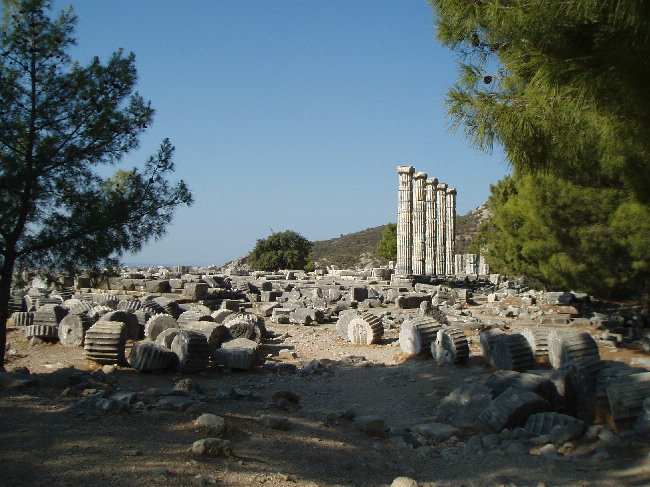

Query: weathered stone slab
[[145, 280, 170, 293], [479, 387, 552, 432], [435, 383, 492, 428], [182, 282, 209, 300], [395, 293, 431, 309], [213, 347, 255, 370]]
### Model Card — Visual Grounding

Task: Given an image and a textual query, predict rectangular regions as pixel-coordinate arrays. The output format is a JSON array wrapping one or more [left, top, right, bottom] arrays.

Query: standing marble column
[[435, 182, 447, 275], [424, 177, 438, 275], [445, 187, 457, 275], [411, 172, 427, 276], [396, 166, 415, 276]]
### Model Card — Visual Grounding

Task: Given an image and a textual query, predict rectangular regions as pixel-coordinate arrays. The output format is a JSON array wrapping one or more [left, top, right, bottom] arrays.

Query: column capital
[[413, 171, 427, 180], [437, 182, 448, 191], [447, 187, 457, 195], [426, 177, 438, 186], [397, 165, 415, 175]]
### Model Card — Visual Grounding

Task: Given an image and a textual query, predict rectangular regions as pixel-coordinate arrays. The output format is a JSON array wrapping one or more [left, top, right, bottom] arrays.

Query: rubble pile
[[3, 264, 650, 482]]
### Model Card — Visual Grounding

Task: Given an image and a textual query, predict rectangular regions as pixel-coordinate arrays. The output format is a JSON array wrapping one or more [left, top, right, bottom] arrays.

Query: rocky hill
[[310, 205, 489, 269], [310, 225, 388, 269]]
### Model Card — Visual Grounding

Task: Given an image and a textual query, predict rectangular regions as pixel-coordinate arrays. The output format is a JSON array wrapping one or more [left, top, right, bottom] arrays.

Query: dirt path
[[2, 307, 650, 487]]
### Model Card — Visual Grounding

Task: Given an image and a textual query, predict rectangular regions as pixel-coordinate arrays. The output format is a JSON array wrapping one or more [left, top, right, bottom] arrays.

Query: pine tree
[[376, 223, 397, 262], [431, 0, 650, 300], [477, 172, 644, 298], [429, 0, 650, 203], [0, 0, 192, 365]]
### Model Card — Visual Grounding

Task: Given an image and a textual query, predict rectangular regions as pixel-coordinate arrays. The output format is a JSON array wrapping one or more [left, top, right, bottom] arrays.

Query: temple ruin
[[396, 165, 456, 276]]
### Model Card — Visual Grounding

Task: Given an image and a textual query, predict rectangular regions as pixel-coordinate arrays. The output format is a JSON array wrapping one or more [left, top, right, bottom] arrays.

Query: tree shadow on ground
[[1, 350, 650, 487]]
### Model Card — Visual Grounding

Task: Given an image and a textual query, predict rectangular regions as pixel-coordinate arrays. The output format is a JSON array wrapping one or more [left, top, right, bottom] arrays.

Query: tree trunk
[[0, 255, 16, 369]]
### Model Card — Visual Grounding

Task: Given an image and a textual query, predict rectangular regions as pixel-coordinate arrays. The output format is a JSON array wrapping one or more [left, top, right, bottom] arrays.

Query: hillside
[[310, 225, 388, 269], [455, 204, 491, 254], [310, 205, 489, 269]]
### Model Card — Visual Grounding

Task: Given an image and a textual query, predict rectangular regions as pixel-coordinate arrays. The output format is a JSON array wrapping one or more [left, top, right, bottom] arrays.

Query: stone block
[[395, 293, 431, 309], [260, 290, 282, 302], [256, 302, 279, 317], [484, 370, 559, 406], [184, 282, 209, 300], [435, 383, 492, 429], [479, 387, 552, 432], [350, 287, 369, 302], [74, 277, 91, 289], [545, 292, 574, 305], [213, 347, 255, 370], [289, 308, 324, 325], [108, 277, 124, 290], [145, 280, 171, 293], [221, 299, 241, 311], [169, 279, 184, 289], [271, 307, 293, 324]]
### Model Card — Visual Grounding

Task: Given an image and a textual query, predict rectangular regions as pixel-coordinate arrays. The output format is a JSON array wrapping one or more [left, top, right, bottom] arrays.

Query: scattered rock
[[195, 413, 227, 436], [259, 415, 291, 430], [191, 438, 232, 457], [411, 423, 460, 443], [355, 415, 386, 437], [391, 477, 419, 487]]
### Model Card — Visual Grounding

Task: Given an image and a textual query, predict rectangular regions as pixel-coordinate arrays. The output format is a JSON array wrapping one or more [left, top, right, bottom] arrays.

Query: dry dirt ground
[[2, 304, 650, 487]]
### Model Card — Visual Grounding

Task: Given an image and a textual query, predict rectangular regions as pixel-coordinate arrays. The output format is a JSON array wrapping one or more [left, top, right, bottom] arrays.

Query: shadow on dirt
[[2, 352, 650, 487]]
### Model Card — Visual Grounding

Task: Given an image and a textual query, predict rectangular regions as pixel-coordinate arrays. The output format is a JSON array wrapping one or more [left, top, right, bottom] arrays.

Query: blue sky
[[51, 0, 510, 267]]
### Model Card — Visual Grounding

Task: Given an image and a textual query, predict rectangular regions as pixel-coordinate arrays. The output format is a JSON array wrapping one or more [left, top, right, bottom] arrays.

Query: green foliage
[[0, 0, 192, 364], [376, 223, 397, 262], [0, 0, 192, 273], [477, 173, 649, 298], [303, 259, 316, 273], [248, 230, 312, 272], [429, 0, 650, 204], [431, 0, 650, 300], [310, 225, 388, 268]]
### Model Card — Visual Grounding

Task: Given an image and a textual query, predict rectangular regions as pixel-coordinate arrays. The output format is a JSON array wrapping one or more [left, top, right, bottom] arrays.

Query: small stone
[[355, 415, 386, 437], [156, 396, 195, 411], [592, 447, 611, 460], [503, 441, 527, 455], [260, 415, 290, 430], [411, 423, 460, 443], [584, 424, 603, 441], [464, 435, 483, 454], [192, 438, 232, 457], [174, 378, 204, 394], [272, 390, 300, 405], [151, 467, 169, 476], [278, 349, 297, 359], [195, 413, 227, 436], [415, 445, 433, 456], [598, 429, 624, 447], [101, 365, 116, 375], [551, 423, 584, 445], [122, 449, 142, 456], [195, 473, 217, 485], [482, 433, 500, 449], [391, 477, 419, 487], [537, 443, 558, 457]]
